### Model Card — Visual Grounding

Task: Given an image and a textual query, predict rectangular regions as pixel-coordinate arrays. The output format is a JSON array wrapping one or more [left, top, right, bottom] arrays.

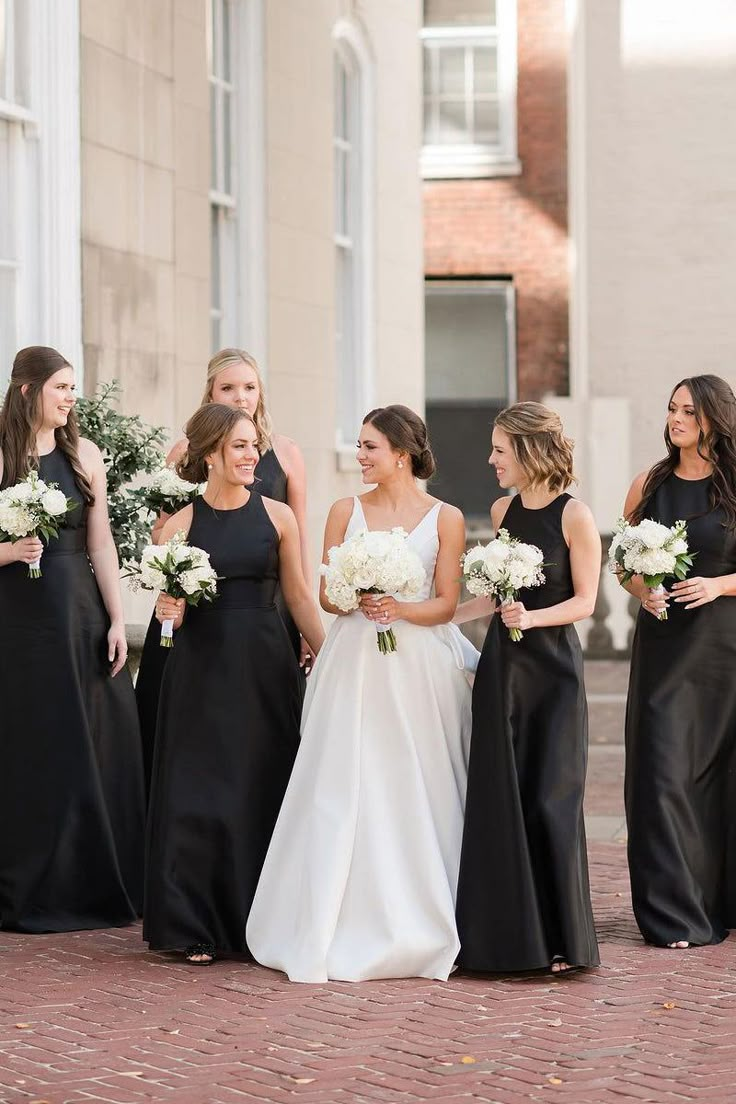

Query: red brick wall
[[423, 0, 569, 399]]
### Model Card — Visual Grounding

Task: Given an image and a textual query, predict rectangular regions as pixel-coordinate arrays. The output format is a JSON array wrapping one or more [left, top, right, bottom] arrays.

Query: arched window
[[333, 19, 374, 449]]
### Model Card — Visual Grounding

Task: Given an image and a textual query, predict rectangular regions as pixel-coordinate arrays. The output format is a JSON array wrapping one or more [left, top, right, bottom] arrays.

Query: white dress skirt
[[246, 498, 477, 982]]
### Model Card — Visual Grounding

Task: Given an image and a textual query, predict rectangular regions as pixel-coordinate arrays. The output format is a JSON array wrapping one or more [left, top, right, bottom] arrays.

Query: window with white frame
[[209, 0, 240, 353], [0, 0, 82, 388], [421, 0, 519, 179], [333, 22, 374, 449]]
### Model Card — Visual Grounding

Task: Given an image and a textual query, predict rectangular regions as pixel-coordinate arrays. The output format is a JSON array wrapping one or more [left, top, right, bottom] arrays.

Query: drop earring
[[397, 460, 404, 469]]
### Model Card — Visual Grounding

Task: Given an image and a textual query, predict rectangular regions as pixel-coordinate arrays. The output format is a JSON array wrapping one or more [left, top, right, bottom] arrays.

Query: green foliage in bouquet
[[75, 380, 168, 567]]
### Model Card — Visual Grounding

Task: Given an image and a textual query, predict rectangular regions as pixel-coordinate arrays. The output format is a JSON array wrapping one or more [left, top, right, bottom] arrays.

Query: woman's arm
[[615, 469, 668, 616], [0, 452, 45, 567], [153, 505, 195, 631], [264, 499, 325, 656], [501, 499, 600, 633], [361, 504, 466, 629], [151, 438, 188, 544], [452, 496, 510, 625], [318, 498, 357, 616], [274, 435, 312, 586], [79, 439, 130, 676]]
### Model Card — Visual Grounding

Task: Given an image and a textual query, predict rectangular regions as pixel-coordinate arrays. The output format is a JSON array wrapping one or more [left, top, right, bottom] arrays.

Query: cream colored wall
[[80, 0, 210, 438], [567, 0, 736, 529], [264, 0, 424, 573]]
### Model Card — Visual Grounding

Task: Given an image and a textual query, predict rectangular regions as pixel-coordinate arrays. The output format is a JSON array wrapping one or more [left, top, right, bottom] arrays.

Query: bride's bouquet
[[136, 464, 203, 514], [321, 527, 426, 654], [608, 517, 694, 620], [0, 470, 77, 577], [129, 531, 219, 646], [462, 528, 546, 641]]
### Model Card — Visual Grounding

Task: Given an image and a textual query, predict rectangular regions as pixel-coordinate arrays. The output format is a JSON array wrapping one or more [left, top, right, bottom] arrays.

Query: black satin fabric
[[0, 448, 144, 932], [626, 473, 736, 946], [143, 492, 301, 954], [135, 445, 302, 798], [456, 493, 600, 971]]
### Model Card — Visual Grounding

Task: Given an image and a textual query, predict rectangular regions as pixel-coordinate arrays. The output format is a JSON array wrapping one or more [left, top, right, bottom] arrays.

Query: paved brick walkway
[[2, 662, 734, 1104]]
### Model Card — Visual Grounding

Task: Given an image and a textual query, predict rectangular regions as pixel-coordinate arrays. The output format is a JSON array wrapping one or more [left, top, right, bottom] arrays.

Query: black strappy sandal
[[185, 943, 216, 965]]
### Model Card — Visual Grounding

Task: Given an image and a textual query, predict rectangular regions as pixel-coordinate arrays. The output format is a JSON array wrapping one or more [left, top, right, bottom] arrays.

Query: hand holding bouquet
[[129, 531, 218, 646], [462, 528, 546, 641], [321, 527, 426, 654], [608, 517, 694, 621], [0, 470, 78, 577], [137, 464, 203, 514]]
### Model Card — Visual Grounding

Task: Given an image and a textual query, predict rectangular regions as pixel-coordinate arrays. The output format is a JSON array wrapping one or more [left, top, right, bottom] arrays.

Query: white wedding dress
[[246, 497, 477, 983]]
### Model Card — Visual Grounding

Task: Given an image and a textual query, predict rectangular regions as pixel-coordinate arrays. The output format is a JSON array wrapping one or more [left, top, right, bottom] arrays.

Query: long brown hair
[[0, 346, 94, 503], [177, 404, 258, 484], [202, 349, 272, 452], [362, 405, 437, 479], [630, 375, 736, 529], [494, 401, 576, 493]]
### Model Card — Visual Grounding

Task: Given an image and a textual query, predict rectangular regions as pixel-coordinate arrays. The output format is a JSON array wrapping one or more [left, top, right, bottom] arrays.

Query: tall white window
[[208, 0, 266, 362], [421, 0, 519, 179], [333, 21, 374, 449], [0, 0, 82, 388]]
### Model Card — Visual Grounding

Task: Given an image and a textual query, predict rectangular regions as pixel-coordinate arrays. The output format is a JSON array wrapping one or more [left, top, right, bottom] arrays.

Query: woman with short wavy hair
[[454, 401, 601, 974]]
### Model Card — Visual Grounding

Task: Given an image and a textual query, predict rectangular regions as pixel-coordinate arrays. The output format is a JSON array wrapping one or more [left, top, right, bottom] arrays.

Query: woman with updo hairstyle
[[144, 403, 324, 965], [135, 348, 312, 798], [248, 404, 478, 983], [622, 375, 736, 949], [0, 346, 144, 933], [454, 401, 601, 974]]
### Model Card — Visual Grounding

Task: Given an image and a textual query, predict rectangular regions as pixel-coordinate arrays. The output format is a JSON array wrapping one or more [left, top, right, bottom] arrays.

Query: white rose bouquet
[[129, 530, 219, 646], [0, 470, 78, 578], [137, 464, 203, 514], [608, 517, 694, 621], [462, 528, 546, 642], [321, 527, 426, 654]]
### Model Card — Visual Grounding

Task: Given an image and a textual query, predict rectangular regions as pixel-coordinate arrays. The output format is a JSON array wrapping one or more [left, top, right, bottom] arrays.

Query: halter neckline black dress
[[135, 446, 303, 798], [0, 447, 144, 932], [456, 492, 600, 971], [143, 491, 302, 955], [626, 472, 736, 946]]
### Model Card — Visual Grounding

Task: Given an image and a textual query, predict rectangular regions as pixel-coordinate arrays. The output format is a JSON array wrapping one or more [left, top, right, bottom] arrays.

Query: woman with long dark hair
[[135, 348, 312, 796], [623, 374, 736, 948], [0, 347, 144, 932]]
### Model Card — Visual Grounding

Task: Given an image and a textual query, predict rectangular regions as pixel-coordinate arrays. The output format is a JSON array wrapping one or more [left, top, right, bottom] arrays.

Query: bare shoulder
[[490, 494, 513, 530], [562, 496, 595, 526], [160, 503, 194, 543], [629, 469, 650, 497], [436, 501, 464, 532], [271, 433, 304, 473], [77, 436, 104, 466], [261, 495, 292, 524], [167, 437, 188, 466], [328, 496, 357, 523]]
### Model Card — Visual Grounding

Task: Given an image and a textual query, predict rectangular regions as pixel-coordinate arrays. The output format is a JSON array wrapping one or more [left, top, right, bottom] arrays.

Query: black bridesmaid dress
[[456, 493, 600, 971], [135, 446, 303, 798], [626, 472, 736, 946], [0, 448, 145, 932], [143, 491, 302, 955]]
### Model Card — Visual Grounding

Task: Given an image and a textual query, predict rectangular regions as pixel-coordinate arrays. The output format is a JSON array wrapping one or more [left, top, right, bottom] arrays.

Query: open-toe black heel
[[185, 943, 216, 965]]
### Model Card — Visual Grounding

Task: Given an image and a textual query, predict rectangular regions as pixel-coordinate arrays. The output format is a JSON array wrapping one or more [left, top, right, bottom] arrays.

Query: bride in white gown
[[246, 405, 477, 982]]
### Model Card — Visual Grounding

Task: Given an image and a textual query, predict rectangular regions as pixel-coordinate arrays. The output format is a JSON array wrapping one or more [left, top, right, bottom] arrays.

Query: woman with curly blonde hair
[[135, 349, 312, 795], [454, 401, 601, 974]]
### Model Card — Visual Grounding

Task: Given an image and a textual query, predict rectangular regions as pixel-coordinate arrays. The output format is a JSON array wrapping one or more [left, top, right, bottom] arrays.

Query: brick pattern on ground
[[2, 663, 734, 1103]]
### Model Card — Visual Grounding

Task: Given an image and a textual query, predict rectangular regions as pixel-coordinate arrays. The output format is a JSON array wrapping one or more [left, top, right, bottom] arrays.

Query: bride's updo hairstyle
[[177, 403, 258, 484], [363, 404, 437, 480], [495, 401, 575, 493]]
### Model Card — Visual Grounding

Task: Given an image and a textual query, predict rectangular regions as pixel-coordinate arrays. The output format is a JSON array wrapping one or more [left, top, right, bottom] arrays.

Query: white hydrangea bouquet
[[137, 464, 203, 514], [0, 470, 78, 578], [608, 517, 694, 621], [129, 530, 218, 646], [462, 528, 546, 642], [321, 527, 426, 654]]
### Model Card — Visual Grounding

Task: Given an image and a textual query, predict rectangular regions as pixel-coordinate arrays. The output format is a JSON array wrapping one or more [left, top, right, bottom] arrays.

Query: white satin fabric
[[246, 498, 475, 982]]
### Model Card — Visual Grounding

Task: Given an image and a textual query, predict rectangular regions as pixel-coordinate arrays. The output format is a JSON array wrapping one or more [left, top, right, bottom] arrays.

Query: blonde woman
[[454, 402, 601, 974], [135, 349, 311, 794]]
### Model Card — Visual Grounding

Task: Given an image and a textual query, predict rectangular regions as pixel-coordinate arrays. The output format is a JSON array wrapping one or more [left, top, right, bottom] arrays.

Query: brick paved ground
[[2, 662, 734, 1104]]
